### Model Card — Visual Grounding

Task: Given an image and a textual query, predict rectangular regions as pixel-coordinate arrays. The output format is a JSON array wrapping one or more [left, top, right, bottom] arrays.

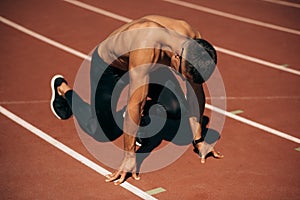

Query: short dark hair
[[184, 39, 217, 84]]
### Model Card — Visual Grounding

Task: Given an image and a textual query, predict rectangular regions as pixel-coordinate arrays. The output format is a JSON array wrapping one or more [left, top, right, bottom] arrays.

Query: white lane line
[[63, 0, 131, 23], [215, 46, 300, 76], [1, 95, 299, 105], [205, 104, 300, 144], [0, 17, 298, 144], [0, 16, 89, 61], [206, 96, 300, 100], [163, 0, 300, 36], [0, 105, 157, 200], [0, 100, 49, 105], [62, 0, 300, 76], [262, 0, 300, 9]]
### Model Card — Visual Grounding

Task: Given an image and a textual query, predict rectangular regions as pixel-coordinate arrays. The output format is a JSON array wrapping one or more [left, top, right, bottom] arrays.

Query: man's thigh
[[94, 66, 126, 137]]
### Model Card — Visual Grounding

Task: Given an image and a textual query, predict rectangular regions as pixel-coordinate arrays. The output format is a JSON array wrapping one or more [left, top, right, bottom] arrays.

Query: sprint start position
[[50, 15, 223, 185]]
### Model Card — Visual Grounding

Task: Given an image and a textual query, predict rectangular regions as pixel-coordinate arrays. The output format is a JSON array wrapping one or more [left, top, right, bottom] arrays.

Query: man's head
[[182, 39, 217, 84]]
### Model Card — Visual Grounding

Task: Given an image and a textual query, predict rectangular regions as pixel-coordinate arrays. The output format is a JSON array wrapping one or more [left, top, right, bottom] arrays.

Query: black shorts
[[90, 47, 126, 136]]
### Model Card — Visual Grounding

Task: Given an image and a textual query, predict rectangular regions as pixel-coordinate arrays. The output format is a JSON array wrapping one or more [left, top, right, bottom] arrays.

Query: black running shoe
[[50, 75, 73, 120]]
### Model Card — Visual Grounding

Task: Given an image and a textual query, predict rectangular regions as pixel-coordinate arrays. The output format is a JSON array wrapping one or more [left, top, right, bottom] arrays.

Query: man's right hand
[[105, 154, 140, 185]]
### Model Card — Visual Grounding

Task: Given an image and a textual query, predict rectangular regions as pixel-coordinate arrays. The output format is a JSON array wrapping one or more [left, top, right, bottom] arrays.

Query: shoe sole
[[50, 74, 64, 120]]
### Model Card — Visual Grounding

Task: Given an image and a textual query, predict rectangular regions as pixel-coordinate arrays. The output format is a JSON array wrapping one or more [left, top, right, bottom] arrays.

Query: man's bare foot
[[193, 139, 223, 164], [211, 149, 224, 159], [192, 139, 206, 163]]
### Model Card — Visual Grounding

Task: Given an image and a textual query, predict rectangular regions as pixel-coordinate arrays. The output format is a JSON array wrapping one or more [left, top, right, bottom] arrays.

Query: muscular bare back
[[97, 15, 201, 71]]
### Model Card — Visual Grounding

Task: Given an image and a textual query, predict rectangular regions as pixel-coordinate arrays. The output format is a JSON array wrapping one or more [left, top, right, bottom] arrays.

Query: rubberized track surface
[[1, 0, 300, 199]]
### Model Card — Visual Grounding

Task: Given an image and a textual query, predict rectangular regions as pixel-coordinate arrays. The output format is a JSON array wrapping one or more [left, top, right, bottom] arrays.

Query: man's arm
[[123, 51, 151, 153], [187, 82, 205, 134], [105, 48, 159, 185]]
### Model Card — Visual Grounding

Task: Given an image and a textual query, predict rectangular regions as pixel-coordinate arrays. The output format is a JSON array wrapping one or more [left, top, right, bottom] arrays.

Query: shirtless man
[[50, 15, 223, 185]]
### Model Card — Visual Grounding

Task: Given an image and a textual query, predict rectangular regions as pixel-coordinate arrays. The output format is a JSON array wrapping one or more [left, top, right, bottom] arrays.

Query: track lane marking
[[62, 0, 300, 76], [1, 16, 299, 143], [163, 0, 300, 36], [262, 0, 300, 9], [146, 187, 167, 195], [1, 95, 299, 105], [229, 110, 244, 115], [206, 96, 300, 100], [214, 46, 300, 76], [0, 16, 89, 61], [0, 100, 49, 105], [205, 104, 300, 144], [63, 0, 131, 23], [0, 106, 157, 200]]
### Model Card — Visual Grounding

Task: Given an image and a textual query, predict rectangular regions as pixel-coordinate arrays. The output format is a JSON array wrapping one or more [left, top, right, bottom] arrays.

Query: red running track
[[1, 0, 300, 199]]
